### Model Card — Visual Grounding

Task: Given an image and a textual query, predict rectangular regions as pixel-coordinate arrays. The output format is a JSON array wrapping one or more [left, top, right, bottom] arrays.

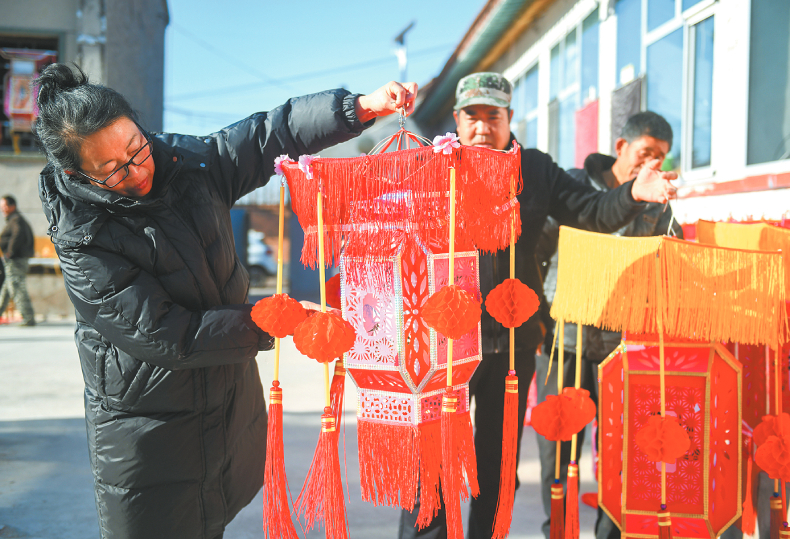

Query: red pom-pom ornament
[[421, 284, 481, 340], [326, 273, 342, 310], [484, 278, 540, 328], [293, 311, 356, 363], [634, 415, 691, 463], [531, 387, 596, 441], [754, 413, 790, 447], [251, 293, 308, 338]]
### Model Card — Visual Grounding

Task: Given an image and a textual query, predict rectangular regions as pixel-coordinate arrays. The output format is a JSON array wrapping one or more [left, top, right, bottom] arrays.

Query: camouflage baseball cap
[[454, 72, 512, 110]]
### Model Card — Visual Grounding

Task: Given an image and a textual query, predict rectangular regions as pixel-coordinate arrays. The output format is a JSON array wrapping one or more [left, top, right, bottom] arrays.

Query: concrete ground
[[0, 320, 598, 539]]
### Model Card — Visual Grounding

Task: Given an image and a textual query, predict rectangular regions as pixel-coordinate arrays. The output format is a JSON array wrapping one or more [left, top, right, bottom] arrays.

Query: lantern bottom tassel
[[492, 374, 518, 539], [441, 390, 465, 539], [295, 408, 348, 539], [330, 359, 346, 426], [262, 383, 299, 539], [658, 506, 672, 539], [771, 495, 783, 539], [741, 440, 756, 536], [416, 419, 443, 529], [357, 420, 418, 510], [550, 482, 565, 539], [565, 462, 579, 539]]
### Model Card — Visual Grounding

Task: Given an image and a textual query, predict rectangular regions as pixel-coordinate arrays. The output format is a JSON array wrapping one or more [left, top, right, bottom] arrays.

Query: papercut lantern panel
[[599, 334, 742, 539], [340, 235, 481, 426], [726, 340, 790, 429]]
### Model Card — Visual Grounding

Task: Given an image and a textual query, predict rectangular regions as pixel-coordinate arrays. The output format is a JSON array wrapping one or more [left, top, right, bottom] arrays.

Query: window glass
[[581, 8, 600, 102], [747, 0, 790, 164], [510, 77, 525, 128], [526, 118, 538, 149], [648, 0, 676, 32], [564, 29, 578, 89], [691, 16, 714, 168], [616, 0, 642, 86], [558, 95, 577, 169], [646, 28, 683, 167], [682, 0, 704, 11], [523, 65, 539, 113], [550, 44, 561, 100]]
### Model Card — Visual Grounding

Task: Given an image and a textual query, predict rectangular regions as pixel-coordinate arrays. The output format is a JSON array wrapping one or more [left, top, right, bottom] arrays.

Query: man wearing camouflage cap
[[398, 72, 677, 539]]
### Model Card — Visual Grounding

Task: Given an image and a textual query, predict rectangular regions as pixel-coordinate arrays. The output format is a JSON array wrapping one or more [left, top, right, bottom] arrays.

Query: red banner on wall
[[575, 99, 599, 169]]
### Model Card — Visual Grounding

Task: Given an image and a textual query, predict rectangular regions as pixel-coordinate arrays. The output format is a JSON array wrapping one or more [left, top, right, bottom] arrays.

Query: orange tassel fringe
[[262, 383, 298, 539], [296, 409, 348, 539], [658, 507, 672, 539], [564, 462, 580, 539], [441, 391, 464, 539], [416, 420, 443, 528], [550, 483, 565, 539], [357, 420, 418, 510], [493, 374, 519, 539]]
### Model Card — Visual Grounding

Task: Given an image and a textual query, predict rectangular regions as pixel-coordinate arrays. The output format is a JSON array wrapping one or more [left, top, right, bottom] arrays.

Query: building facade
[[0, 0, 168, 236], [413, 0, 790, 224]]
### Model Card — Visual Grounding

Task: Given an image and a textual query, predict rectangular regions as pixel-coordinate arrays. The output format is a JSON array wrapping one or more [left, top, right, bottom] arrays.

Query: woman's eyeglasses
[[73, 131, 153, 188]]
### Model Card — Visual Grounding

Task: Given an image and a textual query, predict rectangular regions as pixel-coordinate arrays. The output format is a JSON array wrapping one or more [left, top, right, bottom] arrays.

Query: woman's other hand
[[355, 82, 418, 123]]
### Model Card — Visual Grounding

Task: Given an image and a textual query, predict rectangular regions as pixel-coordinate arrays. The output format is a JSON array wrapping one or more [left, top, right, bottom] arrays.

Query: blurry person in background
[[0, 194, 36, 326]]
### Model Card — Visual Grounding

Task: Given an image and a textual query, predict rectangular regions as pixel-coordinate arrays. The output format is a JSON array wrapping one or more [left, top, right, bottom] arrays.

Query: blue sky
[[163, 0, 484, 135]]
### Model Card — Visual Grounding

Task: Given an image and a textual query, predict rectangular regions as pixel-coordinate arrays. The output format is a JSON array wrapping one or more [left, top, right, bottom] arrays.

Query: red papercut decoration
[[754, 413, 790, 447], [634, 415, 691, 463], [326, 274, 342, 310], [251, 294, 308, 338], [293, 311, 356, 363], [531, 387, 596, 441], [484, 278, 540, 328], [421, 284, 481, 340]]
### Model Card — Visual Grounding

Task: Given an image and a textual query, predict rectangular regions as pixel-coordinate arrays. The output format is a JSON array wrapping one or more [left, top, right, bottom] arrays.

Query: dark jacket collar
[[582, 153, 618, 190]]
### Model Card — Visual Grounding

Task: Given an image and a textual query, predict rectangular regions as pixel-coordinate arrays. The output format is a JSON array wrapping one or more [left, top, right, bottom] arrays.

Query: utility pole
[[393, 21, 415, 82]]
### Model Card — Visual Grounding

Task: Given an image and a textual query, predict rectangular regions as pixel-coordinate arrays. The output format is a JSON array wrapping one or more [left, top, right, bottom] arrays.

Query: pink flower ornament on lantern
[[298, 154, 317, 180], [274, 154, 291, 176], [432, 133, 460, 155]]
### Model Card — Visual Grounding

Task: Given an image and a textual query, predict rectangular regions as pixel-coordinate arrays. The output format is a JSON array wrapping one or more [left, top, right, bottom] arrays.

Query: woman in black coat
[[34, 63, 416, 539]]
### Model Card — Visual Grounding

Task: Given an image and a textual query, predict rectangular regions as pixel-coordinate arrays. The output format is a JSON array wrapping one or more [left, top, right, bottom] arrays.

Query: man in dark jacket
[[0, 195, 36, 326], [35, 62, 417, 539], [535, 111, 683, 539], [398, 73, 677, 539]]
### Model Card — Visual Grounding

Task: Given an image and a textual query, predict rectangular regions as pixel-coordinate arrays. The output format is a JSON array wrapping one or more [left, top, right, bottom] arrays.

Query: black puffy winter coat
[[38, 90, 370, 539]]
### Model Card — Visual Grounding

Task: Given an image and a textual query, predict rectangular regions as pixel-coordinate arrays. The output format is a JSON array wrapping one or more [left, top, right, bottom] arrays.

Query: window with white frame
[[616, 0, 715, 172], [510, 65, 539, 148], [747, 0, 790, 165], [548, 8, 600, 170]]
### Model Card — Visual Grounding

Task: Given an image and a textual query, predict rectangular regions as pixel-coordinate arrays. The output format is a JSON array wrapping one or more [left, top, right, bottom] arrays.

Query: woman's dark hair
[[34, 63, 138, 172]]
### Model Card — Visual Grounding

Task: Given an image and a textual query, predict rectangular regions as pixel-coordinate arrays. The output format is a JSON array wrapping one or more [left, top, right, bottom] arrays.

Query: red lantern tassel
[[358, 420, 418, 510], [295, 409, 348, 539], [658, 506, 672, 539], [493, 374, 519, 539], [550, 482, 565, 539], [771, 495, 783, 539], [262, 383, 298, 539], [781, 522, 790, 539], [564, 462, 580, 539], [416, 419, 443, 528], [456, 405, 479, 499], [441, 390, 464, 539], [330, 359, 346, 425], [741, 439, 756, 536]]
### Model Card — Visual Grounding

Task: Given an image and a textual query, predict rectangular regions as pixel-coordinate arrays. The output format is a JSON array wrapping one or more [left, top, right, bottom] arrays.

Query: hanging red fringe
[[456, 405, 479, 499], [550, 483, 565, 539], [295, 408, 348, 539], [771, 495, 783, 539], [742, 438, 757, 535], [564, 463, 580, 539], [493, 374, 519, 539], [262, 383, 298, 539], [658, 507, 672, 539], [416, 419, 443, 529], [441, 390, 465, 539], [357, 420, 418, 510], [330, 359, 346, 426]]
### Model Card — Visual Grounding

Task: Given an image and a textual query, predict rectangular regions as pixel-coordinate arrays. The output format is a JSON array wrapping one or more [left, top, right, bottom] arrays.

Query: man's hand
[[630, 158, 678, 203], [355, 82, 418, 124]]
